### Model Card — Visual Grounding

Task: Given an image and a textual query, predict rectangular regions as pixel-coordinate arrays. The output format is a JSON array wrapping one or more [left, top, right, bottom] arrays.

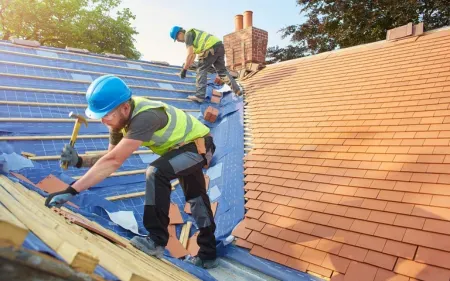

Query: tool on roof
[[61, 112, 88, 170]]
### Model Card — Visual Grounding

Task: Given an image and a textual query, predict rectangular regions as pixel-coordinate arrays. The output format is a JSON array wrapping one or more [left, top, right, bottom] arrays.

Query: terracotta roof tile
[[394, 258, 450, 281], [365, 251, 397, 270], [239, 28, 450, 278], [261, 223, 283, 237], [301, 247, 327, 265], [235, 238, 254, 249], [383, 240, 416, 259], [286, 257, 310, 272], [374, 269, 409, 281], [322, 254, 351, 273], [375, 224, 406, 241], [345, 261, 378, 281], [316, 239, 343, 255]]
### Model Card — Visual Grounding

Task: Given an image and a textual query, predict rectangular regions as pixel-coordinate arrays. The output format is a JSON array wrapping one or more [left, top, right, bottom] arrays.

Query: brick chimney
[[224, 11, 268, 72]]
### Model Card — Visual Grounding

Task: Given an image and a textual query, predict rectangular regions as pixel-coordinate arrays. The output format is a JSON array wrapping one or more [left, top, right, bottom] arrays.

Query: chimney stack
[[223, 11, 268, 72], [243, 11, 253, 28], [234, 14, 243, 31]]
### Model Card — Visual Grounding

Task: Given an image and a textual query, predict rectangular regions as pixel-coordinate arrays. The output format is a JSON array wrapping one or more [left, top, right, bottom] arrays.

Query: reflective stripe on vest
[[123, 96, 210, 155], [189, 28, 221, 54]]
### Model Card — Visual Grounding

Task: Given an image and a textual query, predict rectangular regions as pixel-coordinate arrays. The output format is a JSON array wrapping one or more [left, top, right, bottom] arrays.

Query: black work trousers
[[143, 136, 217, 260], [195, 43, 240, 99]]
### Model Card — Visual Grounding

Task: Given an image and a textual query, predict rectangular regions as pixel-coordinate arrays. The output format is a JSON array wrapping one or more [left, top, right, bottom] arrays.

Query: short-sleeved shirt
[[185, 30, 196, 47], [109, 105, 169, 145]]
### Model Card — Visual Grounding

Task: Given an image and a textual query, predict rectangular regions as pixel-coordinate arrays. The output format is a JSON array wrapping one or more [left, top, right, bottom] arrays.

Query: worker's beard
[[108, 112, 129, 131]]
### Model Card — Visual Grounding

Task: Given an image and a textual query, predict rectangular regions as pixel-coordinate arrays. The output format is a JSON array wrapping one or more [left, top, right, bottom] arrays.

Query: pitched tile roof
[[238, 26, 450, 280]]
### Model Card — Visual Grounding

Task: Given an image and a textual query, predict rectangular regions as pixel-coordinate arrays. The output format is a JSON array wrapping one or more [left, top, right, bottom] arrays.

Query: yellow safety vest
[[122, 97, 210, 155], [188, 28, 221, 54]]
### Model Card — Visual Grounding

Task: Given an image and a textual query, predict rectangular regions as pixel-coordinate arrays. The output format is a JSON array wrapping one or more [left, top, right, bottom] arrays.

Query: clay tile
[[169, 203, 184, 224]]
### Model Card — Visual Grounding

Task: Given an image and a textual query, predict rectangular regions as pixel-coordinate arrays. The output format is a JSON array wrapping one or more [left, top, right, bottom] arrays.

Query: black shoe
[[130, 236, 164, 258], [186, 256, 219, 269]]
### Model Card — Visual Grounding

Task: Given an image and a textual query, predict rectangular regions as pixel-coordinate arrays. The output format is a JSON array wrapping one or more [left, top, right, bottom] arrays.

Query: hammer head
[[69, 112, 88, 127]]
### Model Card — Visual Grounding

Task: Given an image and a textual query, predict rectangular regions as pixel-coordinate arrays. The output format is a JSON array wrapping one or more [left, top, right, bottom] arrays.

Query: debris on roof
[[238, 25, 450, 280]]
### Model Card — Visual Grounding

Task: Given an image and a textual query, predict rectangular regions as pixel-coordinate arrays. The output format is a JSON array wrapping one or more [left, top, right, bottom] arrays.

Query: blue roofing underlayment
[[0, 40, 318, 281]]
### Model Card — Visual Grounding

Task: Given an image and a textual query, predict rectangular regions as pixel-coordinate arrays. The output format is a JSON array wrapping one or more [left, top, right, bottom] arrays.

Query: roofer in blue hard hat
[[45, 74, 219, 269], [170, 25, 241, 102]]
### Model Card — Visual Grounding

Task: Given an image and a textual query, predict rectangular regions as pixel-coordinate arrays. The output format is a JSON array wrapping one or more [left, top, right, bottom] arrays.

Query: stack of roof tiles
[[234, 27, 450, 281]]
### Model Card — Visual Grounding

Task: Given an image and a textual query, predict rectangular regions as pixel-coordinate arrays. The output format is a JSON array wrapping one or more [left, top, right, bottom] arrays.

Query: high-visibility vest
[[188, 28, 221, 54], [121, 96, 210, 155]]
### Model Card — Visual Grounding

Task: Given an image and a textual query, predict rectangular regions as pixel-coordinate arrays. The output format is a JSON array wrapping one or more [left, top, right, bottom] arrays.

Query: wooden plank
[[0, 176, 198, 281], [0, 245, 99, 281], [0, 181, 100, 276], [0, 44, 185, 74], [180, 222, 192, 249], [0, 118, 102, 123], [0, 72, 195, 94], [0, 203, 29, 246], [57, 242, 99, 274], [105, 179, 179, 201], [0, 135, 109, 141], [29, 150, 153, 161], [0, 100, 199, 112]]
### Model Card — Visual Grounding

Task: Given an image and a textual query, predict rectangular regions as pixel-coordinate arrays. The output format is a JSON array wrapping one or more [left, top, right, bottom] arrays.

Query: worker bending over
[[45, 75, 219, 269], [170, 26, 241, 102]]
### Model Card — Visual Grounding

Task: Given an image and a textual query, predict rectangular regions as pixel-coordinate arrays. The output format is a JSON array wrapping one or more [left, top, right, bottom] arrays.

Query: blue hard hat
[[170, 26, 182, 41], [85, 75, 131, 119]]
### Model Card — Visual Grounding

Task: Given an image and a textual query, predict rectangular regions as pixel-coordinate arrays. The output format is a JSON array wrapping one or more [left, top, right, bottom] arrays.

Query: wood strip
[[0, 118, 102, 123], [30, 150, 153, 161], [0, 86, 192, 103], [0, 59, 195, 86], [0, 42, 186, 73], [0, 245, 100, 281], [0, 179, 100, 276], [0, 203, 29, 246], [0, 100, 199, 110], [106, 179, 179, 201], [17, 180, 190, 280], [0, 134, 108, 141], [0, 176, 198, 281], [181, 222, 192, 249], [0, 73, 195, 94]]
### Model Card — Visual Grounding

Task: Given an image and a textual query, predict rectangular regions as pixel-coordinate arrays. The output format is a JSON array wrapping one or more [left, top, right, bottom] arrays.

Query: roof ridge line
[[265, 24, 450, 68]]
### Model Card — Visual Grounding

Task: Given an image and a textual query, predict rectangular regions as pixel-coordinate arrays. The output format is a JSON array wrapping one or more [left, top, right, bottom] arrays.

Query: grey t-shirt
[[109, 108, 168, 145], [185, 30, 195, 47]]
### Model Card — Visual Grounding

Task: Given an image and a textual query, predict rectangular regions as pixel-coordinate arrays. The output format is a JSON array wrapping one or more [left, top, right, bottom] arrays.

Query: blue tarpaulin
[[0, 40, 315, 281]]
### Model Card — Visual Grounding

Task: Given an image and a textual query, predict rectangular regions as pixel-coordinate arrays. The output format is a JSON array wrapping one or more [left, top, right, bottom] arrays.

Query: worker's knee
[[145, 165, 159, 205], [188, 196, 212, 228]]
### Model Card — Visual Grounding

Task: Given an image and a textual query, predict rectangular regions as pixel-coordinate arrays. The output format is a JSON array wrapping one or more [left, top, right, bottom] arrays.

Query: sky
[[117, 0, 305, 66]]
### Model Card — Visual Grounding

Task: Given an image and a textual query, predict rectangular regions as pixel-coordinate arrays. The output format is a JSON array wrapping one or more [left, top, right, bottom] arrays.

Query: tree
[[266, 44, 308, 64], [0, 0, 141, 59], [267, 0, 450, 63]]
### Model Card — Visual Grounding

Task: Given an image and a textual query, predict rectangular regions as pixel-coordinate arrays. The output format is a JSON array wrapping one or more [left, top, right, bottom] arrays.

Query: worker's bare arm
[[80, 152, 107, 168], [184, 46, 195, 69], [72, 138, 142, 192], [79, 143, 116, 167]]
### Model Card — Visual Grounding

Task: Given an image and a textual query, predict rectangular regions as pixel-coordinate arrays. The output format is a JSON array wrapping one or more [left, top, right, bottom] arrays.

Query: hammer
[[61, 112, 88, 170]]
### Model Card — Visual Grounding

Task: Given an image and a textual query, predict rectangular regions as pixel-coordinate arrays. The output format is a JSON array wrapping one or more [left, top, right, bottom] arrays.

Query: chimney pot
[[234, 14, 243, 31], [243, 10, 253, 28]]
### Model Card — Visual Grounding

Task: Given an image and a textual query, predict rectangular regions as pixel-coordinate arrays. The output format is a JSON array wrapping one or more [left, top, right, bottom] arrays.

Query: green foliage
[[267, 0, 450, 63], [266, 44, 308, 64], [0, 0, 140, 59]]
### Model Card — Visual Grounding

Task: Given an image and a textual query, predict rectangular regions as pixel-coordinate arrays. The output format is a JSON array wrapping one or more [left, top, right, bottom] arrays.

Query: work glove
[[45, 185, 79, 208], [179, 68, 187, 79], [60, 144, 80, 167]]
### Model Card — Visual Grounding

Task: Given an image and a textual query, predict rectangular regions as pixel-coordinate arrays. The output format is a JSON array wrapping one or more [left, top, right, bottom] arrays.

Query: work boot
[[186, 256, 219, 269], [235, 85, 245, 96], [130, 236, 164, 258], [187, 95, 205, 103]]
